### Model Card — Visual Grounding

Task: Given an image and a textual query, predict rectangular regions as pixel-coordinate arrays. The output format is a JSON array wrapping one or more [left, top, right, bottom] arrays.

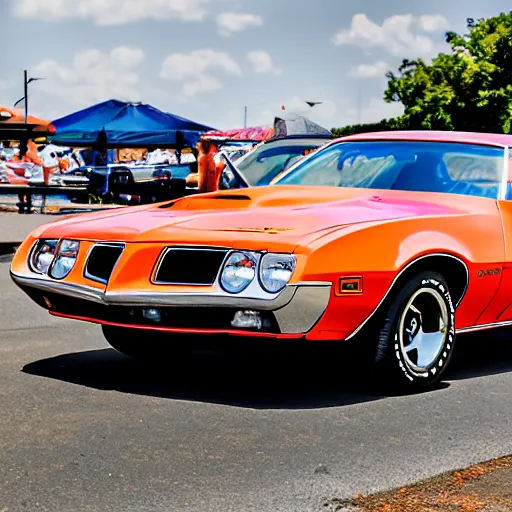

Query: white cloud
[[332, 13, 447, 59], [160, 49, 242, 98], [419, 14, 449, 33], [247, 51, 281, 75], [30, 47, 144, 117], [11, 0, 211, 25], [351, 60, 390, 79], [216, 11, 263, 36]]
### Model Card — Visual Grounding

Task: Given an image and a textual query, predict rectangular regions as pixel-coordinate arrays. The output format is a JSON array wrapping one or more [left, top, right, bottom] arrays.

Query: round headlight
[[50, 240, 80, 279], [220, 252, 256, 294], [259, 253, 296, 293], [30, 239, 58, 274]]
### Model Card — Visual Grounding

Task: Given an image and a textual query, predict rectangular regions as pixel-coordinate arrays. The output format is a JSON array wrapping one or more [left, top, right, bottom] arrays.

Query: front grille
[[154, 248, 228, 285], [85, 244, 124, 284]]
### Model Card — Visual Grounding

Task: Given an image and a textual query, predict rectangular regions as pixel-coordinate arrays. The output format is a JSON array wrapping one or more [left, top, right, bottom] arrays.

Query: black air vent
[[211, 195, 251, 201], [85, 244, 124, 284], [154, 248, 228, 285]]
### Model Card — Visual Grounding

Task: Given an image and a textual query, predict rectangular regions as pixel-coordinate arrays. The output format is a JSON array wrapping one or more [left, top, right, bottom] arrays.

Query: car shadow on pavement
[[446, 328, 512, 380], [22, 330, 512, 409], [23, 344, 390, 409]]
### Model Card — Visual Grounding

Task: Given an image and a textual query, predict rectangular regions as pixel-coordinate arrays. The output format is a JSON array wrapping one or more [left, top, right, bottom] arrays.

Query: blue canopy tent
[[50, 99, 214, 149]]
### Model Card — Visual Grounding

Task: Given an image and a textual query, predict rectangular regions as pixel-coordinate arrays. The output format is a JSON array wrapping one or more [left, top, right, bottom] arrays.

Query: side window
[[239, 146, 313, 185], [444, 153, 501, 181], [443, 153, 502, 197]]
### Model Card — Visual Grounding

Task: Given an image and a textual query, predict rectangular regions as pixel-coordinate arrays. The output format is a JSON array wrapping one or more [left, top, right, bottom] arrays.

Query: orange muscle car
[[10, 131, 512, 389]]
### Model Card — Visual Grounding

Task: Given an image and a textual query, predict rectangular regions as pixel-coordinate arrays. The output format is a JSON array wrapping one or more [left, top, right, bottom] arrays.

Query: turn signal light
[[336, 276, 363, 295]]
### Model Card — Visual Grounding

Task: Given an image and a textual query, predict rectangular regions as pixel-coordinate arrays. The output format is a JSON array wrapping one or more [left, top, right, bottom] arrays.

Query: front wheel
[[371, 271, 456, 390]]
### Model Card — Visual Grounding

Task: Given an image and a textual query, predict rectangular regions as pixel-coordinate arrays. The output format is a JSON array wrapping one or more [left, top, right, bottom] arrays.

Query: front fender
[[300, 214, 504, 340]]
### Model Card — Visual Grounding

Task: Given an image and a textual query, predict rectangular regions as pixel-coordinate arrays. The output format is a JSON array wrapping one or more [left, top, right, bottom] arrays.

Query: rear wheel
[[370, 271, 456, 390]]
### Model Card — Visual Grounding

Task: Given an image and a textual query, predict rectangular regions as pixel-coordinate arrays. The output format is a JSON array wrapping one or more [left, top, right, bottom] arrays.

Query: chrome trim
[[103, 282, 333, 309], [84, 242, 126, 285], [11, 270, 329, 307], [273, 286, 331, 333], [499, 145, 510, 201], [291, 281, 332, 287], [11, 270, 332, 334], [104, 286, 297, 310], [11, 272, 106, 304], [456, 320, 512, 334], [345, 253, 469, 341]]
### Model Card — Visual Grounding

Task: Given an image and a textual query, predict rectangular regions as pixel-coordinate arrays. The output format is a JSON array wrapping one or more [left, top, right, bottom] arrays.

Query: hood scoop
[[160, 193, 253, 211], [210, 194, 252, 201]]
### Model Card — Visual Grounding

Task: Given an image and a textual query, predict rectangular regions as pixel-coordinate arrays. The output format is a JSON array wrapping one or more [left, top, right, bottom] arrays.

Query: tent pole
[[244, 106, 248, 129]]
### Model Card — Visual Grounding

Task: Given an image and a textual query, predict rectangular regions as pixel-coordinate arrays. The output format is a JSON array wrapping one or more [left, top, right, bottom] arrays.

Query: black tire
[[370, 271, 456, 391]]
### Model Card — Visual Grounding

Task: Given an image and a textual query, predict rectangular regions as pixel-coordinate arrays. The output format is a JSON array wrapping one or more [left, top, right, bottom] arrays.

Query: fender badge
[[477, 268, 501, 278]]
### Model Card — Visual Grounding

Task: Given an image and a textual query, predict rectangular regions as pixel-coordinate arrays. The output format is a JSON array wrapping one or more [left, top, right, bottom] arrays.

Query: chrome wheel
[[398, 288, 449, 372]]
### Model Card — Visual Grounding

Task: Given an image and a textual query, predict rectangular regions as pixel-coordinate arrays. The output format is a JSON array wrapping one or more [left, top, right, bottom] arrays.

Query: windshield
[[236, 141, 324, 186], [274, 141, 505, 199]]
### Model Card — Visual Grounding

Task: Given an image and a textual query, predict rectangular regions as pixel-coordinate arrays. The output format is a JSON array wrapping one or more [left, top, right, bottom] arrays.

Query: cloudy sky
[[0, 0, 510, 129]]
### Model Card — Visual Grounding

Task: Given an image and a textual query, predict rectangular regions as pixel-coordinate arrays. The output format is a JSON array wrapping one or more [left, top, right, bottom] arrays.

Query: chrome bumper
[[11, 272, 332, 334]]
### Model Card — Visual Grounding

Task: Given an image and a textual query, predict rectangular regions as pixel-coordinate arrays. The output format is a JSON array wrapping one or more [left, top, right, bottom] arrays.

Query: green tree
[[384, 12, 512, 133]]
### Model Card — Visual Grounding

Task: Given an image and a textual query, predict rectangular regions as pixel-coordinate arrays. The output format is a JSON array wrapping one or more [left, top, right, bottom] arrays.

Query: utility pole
[[14, 71, 44, 121], [24, 70, 28, 123], [244, 106, 248, 128]]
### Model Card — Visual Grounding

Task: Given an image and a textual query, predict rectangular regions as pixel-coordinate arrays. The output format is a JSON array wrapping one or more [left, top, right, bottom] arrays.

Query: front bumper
[[11, 271, 332, 336]]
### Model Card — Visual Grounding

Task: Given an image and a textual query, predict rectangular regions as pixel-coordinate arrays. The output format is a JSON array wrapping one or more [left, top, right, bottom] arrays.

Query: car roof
[[336, 130, 512, 148], [262, 136, 331, 147]]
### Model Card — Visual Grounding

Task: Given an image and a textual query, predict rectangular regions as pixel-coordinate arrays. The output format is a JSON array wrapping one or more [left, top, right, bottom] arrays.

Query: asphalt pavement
[[0, 213, 57, 245], [2, 255, 512, 512]]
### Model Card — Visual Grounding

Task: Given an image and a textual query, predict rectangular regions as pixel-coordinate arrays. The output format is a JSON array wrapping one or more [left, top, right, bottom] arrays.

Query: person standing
[[195, 140, 225, 193], [12, 140, 42, 213]]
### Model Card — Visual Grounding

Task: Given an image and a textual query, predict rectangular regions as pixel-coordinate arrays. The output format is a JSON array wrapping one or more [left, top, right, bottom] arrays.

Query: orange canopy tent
[[0, 107, 56, 168], [0, 106, 51, 126]]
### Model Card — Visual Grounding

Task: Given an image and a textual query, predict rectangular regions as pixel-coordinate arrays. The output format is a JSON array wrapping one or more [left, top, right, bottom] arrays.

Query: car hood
[[39, 186, 468, 252]]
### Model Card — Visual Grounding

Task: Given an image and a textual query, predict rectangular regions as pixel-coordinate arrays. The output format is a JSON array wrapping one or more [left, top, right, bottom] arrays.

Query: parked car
[[219, 135, 332, 190], [73, 136, 332, 203], [12, 130, 511, 391], [82, 163, 192, 204]]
